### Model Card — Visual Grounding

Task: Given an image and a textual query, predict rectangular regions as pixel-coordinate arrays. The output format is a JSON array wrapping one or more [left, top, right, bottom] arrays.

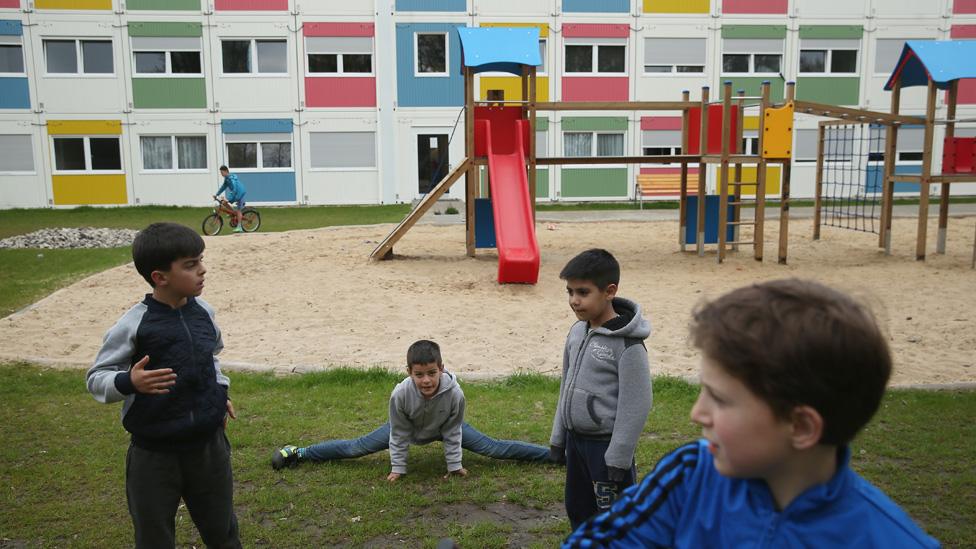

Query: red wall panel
[[215, 0, 288, 11], [305, 77, 377, 108], [722, 0, 788, 14], [562, 24, 629, 38], [304, 23, 374, 37], [562, 77, 628, 101]]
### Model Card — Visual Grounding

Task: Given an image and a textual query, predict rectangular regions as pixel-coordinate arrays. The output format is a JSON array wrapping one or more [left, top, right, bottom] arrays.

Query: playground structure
[[371, 32, 976, 278]]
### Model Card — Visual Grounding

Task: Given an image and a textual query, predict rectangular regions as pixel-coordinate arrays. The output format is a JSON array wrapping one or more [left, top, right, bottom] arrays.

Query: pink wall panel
[[562, 77, 628, 101], [305, 77, 376, 108], [0, 0, 20, 7], [954, 0, 976, 14], [304, 23, 374, 37], [215, 0, 288, 11], [640, 167, 699, 175], [640, 116, 682, 130], [951, 25, 976, 38], [722, 0, 788, 14], [562, 24, 629, 38], [949, 25, 976, 103]]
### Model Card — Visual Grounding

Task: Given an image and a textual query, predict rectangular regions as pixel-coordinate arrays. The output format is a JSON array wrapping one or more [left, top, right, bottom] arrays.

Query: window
[[537, 39, 547, 74], [565, 42, 626, 74], [306, 37, 373, 75], [536, 131, 547, 157], [221, 39, 287, 75], [799, 40, 858, 74], [309, 132, 376, 168], [140, 135, 207, 171], [0, 36, 25, 75], [741, 135, 759, 155], [642, 129, 682, 156], [644, 38, 705, 75], [52, 136, 121, 172], [564, 132, 625, 156], [0, 135, 34, 172], [225, 134, 291, 169], [874, 38, 930, 75], [44, 39, 113, 75], [415, 33, 447, 76], [722, 39, 782, 75], [132, 37, 202, 76]]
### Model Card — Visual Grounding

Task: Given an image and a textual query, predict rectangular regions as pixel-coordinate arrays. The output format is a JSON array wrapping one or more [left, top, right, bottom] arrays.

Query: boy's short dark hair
[[690, 279, 891, 446], [559, 249, 620, 290], [132, 222, 205, 287], [407, 340, 442, 368], [219, 165, 229, 172]]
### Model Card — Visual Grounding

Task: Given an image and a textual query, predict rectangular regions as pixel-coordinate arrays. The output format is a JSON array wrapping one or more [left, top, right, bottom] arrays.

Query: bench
[[635, 173, 699, 209]]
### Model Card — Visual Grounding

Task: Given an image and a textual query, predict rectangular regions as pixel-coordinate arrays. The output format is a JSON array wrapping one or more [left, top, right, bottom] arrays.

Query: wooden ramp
[[370, 158, 472, 261]]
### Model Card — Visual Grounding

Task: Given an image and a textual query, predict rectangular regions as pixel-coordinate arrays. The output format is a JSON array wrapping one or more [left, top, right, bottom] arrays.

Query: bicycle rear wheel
[[241, 208, 261, 233], [202, 213, 223, 236]]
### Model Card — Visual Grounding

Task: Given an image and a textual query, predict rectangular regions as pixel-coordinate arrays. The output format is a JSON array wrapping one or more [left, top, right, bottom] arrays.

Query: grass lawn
[[0, 364, 972, 547]]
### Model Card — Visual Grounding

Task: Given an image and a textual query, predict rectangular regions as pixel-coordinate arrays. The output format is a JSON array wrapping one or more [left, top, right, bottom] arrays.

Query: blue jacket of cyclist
[[216, 166, 246, 207]]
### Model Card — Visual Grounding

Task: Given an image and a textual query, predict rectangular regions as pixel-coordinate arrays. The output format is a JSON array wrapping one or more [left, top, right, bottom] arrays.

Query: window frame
[[42, 38, 115, 77], [564, 130, 626, 157], [642, 37, 706, 76], [564, 41, 628, 76], [139, 134, 208, 173], [304, 38, 375, 77], [414, 32, 449, 78], [50, 135, 123, 174], [224, 136, 293, 171], [798, 47, 859, 75], [0, 37, 26, 77], [220, 38, 288, 77], [131, 41, 203, 77], [721, 40, 783, 77]]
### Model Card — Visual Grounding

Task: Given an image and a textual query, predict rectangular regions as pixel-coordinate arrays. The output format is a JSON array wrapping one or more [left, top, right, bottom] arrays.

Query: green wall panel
[[722, 77, 785, 101], [798, 25, 863, 39], [560, 168, 627, 198], [128, 22, 202, 37], [127, 0, 201, 10], [561, 117, 628, 131], [132, 78, 206, 108], [479, 167, 550, 198], [721, 25, 787, 39], [534, 116, 549, 131], [795, 77, 860, 105]]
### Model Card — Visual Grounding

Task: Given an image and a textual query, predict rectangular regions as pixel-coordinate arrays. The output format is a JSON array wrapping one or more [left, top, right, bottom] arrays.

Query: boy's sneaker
[[233, 225, 244, 233], [271, 445, 300, 470]]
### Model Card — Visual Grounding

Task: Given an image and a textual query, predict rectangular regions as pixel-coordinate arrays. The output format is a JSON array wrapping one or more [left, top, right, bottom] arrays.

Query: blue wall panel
[[395, 0, 465, 11], [236, 171, 296, 202], [395, 23, 464, 107], [562, 0, 630, 13], [0, 78, 30, 109], [221, 118, 293, 134], [866, 164, 921, 194], [0, 20, 23, 36]]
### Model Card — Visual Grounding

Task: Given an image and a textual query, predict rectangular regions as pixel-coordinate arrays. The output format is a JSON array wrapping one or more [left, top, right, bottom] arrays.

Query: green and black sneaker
[[271, 445, 301, 470]]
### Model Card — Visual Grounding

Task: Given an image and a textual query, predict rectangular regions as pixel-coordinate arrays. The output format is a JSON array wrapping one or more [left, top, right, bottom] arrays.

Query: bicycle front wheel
[[241, 208, 261, 233], [202, 213, 223, 236]]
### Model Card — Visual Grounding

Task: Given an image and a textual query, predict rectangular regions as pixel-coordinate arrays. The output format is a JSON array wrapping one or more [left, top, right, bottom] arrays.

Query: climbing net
[[818, 123, 886, 234]]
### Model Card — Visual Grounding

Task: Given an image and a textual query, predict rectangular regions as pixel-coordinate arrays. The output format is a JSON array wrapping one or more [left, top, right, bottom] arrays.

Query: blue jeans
[[301, 422, 549, 463]]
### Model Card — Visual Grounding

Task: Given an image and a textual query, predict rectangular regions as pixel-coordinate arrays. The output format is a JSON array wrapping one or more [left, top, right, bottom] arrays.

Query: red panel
[[0, 0, 19, 7], [304, 77, 376, 108], [304, 23, 374, 37], [943, 137, 976, 173], [562, 77, 629, 102], [562, 24, 629, 38], [686, 105, 740, 155], [640, 167, 699, 174], [722, 0, 788, 14], [956, 79, 976, 104], [215, 0, 288, 10], [950, 25, 976, 38], [954, 0, 976, 13], [640, 116, 682, 130]]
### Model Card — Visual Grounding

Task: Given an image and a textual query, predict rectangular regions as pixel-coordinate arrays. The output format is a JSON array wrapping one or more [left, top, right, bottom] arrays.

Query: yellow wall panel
[[52, 175, 127, 205], [34, 0, 113, 9], [480, 22, 548, 38], [735, 165, 781, 196], [48, 120, 121, 135], [743, 116, 759, 131], [644, 0, 709, 14], [479, 76, 549, 102]]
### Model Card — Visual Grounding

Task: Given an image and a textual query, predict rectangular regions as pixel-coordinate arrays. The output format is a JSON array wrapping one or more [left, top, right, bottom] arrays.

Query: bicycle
[[202, 197, 261, 236]]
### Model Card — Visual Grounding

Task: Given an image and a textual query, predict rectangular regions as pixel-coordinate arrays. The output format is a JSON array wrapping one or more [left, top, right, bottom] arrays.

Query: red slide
[[475, 107, 540, 284]]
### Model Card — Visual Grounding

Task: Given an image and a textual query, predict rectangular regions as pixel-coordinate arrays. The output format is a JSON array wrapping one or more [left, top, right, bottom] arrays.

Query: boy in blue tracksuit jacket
[[86, 222, 241, 548], [565, 279, 939, 548], [216, 165, 246, 232]]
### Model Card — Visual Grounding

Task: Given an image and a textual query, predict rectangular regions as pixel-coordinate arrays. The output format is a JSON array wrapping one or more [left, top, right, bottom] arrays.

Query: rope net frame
[[819, 123, 886, 234]]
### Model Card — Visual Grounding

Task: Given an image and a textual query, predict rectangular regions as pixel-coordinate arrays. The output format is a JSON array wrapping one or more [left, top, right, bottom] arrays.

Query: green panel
[[127, 0, 200, 10], [536, 168, 549, 198], [798, 25, 863, 39], [722, 77, 785, 101], [561, 117, 628, 131], [795, 77, 860, 105], [721, 25, 787, 39], [533, 116, 548, 132], [128, 22, 202, 37], [560, 168, 627, 198], [132, 78, 206, 108]]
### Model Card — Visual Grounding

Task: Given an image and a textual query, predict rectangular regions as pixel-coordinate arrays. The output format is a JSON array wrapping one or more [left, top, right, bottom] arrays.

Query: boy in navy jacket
[[86, 222, 240, 548], [565, 279, 939, 548]]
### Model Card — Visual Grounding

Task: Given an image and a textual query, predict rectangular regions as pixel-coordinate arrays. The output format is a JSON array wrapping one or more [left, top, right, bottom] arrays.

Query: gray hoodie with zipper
[[388, 370, 465, 474], [549, 296, 653, 470]]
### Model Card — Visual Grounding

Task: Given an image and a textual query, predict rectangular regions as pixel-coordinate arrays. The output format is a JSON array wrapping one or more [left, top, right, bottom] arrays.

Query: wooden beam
[[680, 90, 690, 252], [534, 101, 693, 111], [778, 81, 796, 265], [698, 86, 710, 257], [464, 67, 476, 257], [792, 100, 924, 126], [754, 81, 770, 262], [528, 66, 537, 222], [916, 80, 938, 261], [930, 174, 976, 183], [717, 81, 732, 263], [938, 80, 958, 254], [881, 79, 901, 254], [732, 89, 745, 252], [813, 123, 825, 240], [889, 174, 921, 182]]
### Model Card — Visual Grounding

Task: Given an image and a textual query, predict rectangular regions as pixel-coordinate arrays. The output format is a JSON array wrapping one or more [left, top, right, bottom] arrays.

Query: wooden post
[[697, 86, 710, 257], [717, 81, 732, 263], [680, 90, 690, 251], [778, 81, 795, 265], [813, 123, 825, 240], [527, 65, 537, 220], [754, 81, 771, 261], [937, 80, 958, 254], [881, 79, 901, 254], [732, 89, 745, 251], [916, 79, 937, 261], [464, 66, 476, 257]]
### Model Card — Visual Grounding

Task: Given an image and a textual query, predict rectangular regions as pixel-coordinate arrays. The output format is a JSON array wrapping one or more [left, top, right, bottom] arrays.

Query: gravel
[[0, 227, 139, 249]]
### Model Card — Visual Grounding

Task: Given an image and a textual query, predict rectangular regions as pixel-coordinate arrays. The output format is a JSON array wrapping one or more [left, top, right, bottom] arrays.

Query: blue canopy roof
[[885, 40, 976, 91], [457, 27, 541, 76]]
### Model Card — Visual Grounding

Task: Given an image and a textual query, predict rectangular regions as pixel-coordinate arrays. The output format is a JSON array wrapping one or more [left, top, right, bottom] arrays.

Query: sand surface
[[2, 217, 974, 386]]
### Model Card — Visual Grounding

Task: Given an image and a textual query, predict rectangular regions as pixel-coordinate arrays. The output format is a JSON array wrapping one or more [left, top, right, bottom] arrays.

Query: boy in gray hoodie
[[271, 340, 552, 478], [550, 248, 653, 529]]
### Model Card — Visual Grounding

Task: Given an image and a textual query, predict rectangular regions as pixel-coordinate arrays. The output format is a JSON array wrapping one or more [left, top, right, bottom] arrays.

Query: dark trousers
[[564, 430, 637, 530], [125, 429, 241, 549]]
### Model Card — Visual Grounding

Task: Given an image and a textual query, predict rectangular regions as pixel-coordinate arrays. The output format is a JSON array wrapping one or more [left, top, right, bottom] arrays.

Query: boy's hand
[[130, 356, 176, 395], [387, 472, 402, 482], [224, 400, 236, 428], [607, 466, 629, 483], [549, 445, 566, 464], [443, 468, 468, 479]]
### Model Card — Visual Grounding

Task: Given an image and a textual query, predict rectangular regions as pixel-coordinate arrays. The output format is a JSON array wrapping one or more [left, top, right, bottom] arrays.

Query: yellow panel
[[35, 0, 112, 9], [52, 175, 127, 205], [762, 101, 794, 159], [743, 116, 759, 131], [735, 166, 781, 196], [479, 76, 549, 102], [480, 22, 548, 38], [644, 0, 709, 14], [48, 120, 122, 135]]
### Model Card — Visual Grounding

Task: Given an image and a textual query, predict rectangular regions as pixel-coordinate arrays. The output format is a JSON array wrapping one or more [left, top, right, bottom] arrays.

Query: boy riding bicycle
[[215, 166, 247, 233]]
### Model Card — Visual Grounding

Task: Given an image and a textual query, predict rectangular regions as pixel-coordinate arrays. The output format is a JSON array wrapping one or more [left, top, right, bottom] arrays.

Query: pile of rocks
[[0, 227, 139, 249]]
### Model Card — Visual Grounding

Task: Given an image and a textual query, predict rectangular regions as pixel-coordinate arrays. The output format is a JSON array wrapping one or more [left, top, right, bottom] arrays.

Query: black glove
[[549, 445, 566, 464], [607, 466, 629, 483]]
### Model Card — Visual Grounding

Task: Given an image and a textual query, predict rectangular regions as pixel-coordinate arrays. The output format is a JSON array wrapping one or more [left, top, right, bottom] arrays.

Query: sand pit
[[1, 216, 974, 386]]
